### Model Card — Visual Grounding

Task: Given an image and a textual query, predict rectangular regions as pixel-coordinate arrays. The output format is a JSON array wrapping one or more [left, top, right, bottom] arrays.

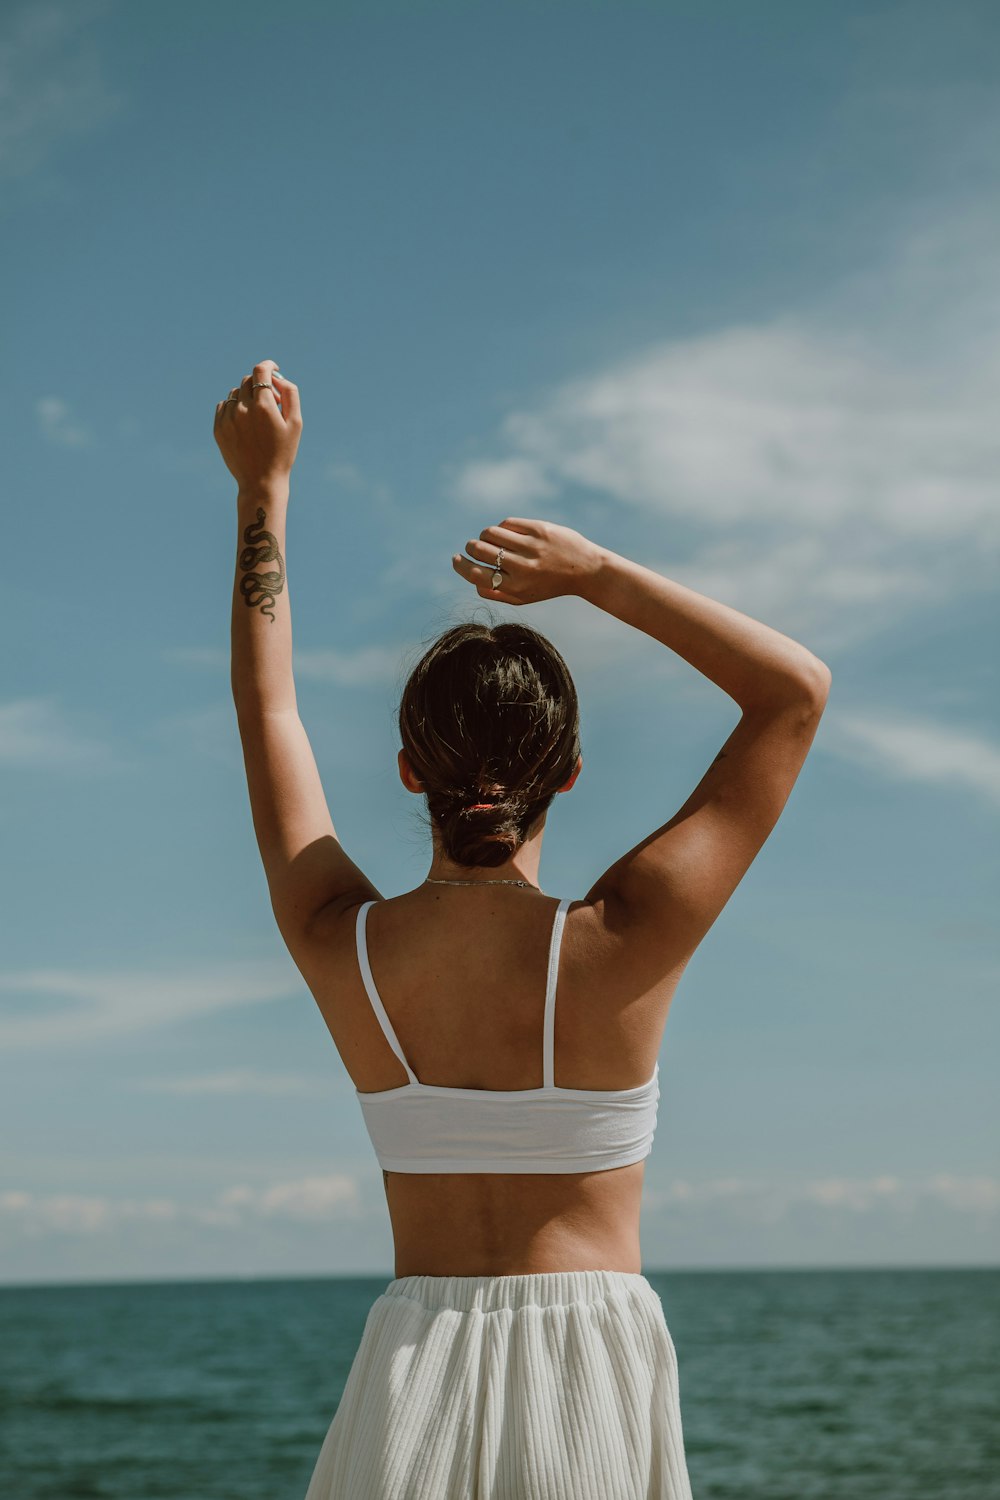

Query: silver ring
[[223, 396, 240, 403], [491, 546, 505, 589], [251, 381, 273, 390]]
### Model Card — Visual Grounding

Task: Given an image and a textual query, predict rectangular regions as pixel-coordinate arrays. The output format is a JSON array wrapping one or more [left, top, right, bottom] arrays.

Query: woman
[[214, 360, 831, 1500]]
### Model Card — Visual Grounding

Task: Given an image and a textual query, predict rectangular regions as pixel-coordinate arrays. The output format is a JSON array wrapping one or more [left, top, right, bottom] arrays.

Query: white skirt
[[303, 1268, 694, 1500]]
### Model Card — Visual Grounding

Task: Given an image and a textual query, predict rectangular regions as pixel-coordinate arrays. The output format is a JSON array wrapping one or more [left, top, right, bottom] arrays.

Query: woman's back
[[302, 885, 683, 1276]]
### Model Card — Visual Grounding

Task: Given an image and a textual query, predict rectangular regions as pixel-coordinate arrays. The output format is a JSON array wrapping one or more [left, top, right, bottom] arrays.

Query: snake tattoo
[[238, 507, 286, 622]]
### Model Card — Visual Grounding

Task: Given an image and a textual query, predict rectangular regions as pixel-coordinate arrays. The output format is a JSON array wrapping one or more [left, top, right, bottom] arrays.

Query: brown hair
[[398, 618, 581, 868]]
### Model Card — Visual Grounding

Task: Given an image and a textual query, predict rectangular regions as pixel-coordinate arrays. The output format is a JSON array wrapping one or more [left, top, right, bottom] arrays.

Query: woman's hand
[[213, 359, 303, 492], [453, 518, 605, 604]]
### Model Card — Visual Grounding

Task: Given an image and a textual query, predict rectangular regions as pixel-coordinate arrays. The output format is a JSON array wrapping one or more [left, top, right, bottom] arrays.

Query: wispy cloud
[[0, 1190, 177, 1235], [0, 697, 114, 770], [214, 1174, 362, 1225], [449, 315, 998, 545], [35, 395, 94, 447], [133, 1068, 325, 1098], [294, 645, 405, 687], [447, 216, 1000, 655], [0, 1, 122, 182], [161, 617, 683, 698], [0, 1173, 363, 1236], [822, 709, 1000, 811], [162, 644, 404, 688], [452, 457, 557, 509], [644, 1173, 1000, 1218], [0, 957, 303, 1048]]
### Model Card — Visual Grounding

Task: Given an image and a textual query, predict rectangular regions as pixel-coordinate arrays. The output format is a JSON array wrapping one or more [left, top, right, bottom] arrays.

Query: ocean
[[1, 1268, 996, 1499]]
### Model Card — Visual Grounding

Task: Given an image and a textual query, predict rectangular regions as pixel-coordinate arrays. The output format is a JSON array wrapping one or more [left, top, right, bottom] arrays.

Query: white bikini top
[[353, 897, 660, 1174]]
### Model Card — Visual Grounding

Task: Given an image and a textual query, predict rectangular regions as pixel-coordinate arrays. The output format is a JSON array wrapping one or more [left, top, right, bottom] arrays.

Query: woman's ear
[[558, 754, 583, 794], [398, 748, 424, 794]]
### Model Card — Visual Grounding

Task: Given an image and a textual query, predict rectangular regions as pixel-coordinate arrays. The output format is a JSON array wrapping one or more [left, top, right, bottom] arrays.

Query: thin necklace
[[424, 877, 540, 890]]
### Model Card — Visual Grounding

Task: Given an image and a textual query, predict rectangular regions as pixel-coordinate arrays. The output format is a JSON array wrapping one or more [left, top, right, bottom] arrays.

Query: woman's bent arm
[[574, 543, 830, 955], [578, 544, 829, 709], [455, 517, 831, 962], [481, 521, 835, 954]]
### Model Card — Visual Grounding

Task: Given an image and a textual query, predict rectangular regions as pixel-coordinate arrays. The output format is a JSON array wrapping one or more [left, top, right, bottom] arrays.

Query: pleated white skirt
[[303, 1268, 694, 1500]]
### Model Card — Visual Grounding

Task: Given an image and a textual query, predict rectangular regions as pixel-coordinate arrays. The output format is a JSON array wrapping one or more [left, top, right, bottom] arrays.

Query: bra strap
[[542, 898, 572, 1088], [355, 902, 419, 1085]]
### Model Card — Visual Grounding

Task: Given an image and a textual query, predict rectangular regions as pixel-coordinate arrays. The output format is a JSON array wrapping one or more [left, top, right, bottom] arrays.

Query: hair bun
[[398, 619, 581, 869]]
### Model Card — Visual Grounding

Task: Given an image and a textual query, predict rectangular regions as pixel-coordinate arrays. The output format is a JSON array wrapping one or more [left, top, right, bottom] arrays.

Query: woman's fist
[[213, 360, 302, 491]]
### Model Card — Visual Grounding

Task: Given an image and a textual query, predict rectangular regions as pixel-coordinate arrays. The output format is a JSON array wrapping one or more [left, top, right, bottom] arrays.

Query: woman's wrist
[[237, 476, 290, 510], [575, 541, 619, 606]]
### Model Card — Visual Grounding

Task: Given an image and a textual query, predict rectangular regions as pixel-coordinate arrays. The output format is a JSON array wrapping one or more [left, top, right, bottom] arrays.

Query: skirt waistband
[[382, 1268, 655, 1313]]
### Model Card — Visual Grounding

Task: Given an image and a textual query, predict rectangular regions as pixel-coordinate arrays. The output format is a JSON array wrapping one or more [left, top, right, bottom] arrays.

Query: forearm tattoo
[[238, 507, 286, 622]]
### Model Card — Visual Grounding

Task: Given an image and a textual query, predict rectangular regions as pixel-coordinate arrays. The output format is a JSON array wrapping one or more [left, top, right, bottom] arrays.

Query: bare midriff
[[384, 1158, 647, 1277]]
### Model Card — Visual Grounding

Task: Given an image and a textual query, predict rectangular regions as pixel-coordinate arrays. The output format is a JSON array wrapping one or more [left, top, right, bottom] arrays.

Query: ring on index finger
[[491, 547, 506, 588]]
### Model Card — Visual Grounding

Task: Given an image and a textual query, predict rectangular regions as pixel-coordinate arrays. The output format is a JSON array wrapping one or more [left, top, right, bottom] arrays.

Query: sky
[[1, 0, 998, 1284]]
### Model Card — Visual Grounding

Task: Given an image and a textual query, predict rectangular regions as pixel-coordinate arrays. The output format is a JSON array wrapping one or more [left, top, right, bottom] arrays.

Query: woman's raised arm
[[213, 362, 378, 950]]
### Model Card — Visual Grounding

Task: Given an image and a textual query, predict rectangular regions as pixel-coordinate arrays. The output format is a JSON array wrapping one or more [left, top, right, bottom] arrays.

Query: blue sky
[[2, 0, 998, 1283]]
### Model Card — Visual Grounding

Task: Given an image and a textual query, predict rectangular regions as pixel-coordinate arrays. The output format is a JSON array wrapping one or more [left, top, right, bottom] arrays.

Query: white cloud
[[35, 395, 94, 447], [0, 1, 122, 182], [453, 316, 999, 546], [0, 1174, 362, 1236], [643, 1174, 1000, 1220], [925, 1175, 1000, 1213], [0, 1190, 176, 1236], [822, 709, 1000, 811], [802, 1175, 903, 1211], [216, 1174, 362, 1224], [0, 697, 113, 769], [452, 457, 557, 509], [446, 218, 1000, 655], [0, 957, 303, 1048]]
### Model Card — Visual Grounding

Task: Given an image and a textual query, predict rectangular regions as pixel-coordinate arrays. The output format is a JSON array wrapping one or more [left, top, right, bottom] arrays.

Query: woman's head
[[398, 619, 582, 868]]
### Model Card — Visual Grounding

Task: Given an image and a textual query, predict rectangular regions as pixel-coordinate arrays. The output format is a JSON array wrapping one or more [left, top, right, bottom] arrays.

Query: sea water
[[1, 1268, 996, 1499]]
